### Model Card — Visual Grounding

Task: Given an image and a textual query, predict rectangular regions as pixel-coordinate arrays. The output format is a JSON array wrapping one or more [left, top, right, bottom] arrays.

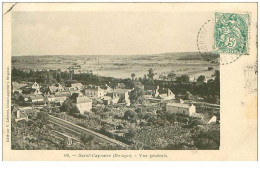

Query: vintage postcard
[[2, 3, 257, 161]]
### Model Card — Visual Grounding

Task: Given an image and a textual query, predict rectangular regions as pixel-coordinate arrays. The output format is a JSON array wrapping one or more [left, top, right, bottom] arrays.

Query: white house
[[71, 83, 83, 90], [110, 89, 131, 106], [166, 103, 196, 116], [15, 109, 29, 122], [73, 96, 92, 114], [28, 95, 45, 103], [207, 116, 218, 124], [12, 82, 27, 94], [85, 85, 105, 99], [48, 83, 64, 94], [31, 82, 40, 90], [47, 95, 56, 102]]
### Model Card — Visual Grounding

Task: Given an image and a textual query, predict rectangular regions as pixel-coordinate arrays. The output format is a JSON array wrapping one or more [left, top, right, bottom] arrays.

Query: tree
[[176, 75, 190, 83], [143, 112, 156, 121], [129, 87, 145, 104], [124, 110, 137, 122], [214, 70, 220, 82], [123, 78, 134, 89], [143, 74, 147, 82], [39, 73, 57, 85], [147, 68, 155, 80], [208, 67, 214, 71], [61, 99, 79, 114], [180, 75, 190, 83], [34, 112, 49, 129], [197, 75, 206, 83], [131, 73, 136, 81], [167, 72, 176, 81], [192, 125, 220, 150]]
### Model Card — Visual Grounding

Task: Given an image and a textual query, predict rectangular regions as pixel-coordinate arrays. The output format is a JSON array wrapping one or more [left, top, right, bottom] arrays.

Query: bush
[[123, 110, 137, 121], [208, 67, 214, 71], [124, 128, 136, 141]]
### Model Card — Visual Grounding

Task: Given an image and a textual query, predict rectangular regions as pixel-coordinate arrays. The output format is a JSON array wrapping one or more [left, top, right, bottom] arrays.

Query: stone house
[[85, 85, 105, 99], [166, 103, 196, 116], [72, 96, 92, 114]]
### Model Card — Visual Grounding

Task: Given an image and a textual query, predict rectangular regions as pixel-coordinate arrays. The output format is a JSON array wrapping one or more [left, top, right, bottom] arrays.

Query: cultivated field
[[12, 52, 219, 79]]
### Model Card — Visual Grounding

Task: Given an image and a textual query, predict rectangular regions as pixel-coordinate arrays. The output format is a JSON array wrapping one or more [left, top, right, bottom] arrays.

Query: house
[[47, 95, 56, 102], [54, 92, 70, 104], [64, 82, 83, 93], [72, 96, 92, 114], [85, 85, 105, 99], [144, 85, 159, 96], [68, 87, 81, 95], [21, 82, 42, 95], [14, 109, 29, 122], [100, 83, 113, 95], [71, 83, 83, 90], [31, 82, 40, 90], [156, 87, 175, 100], [145, 85, 175, 104], [102, 95, 120, 105], [116, 83, 126, 89], [12, 82, 27, 94], [166, 103, 196, 116], [207, 116, 218, 124], [28, 95, 45, 103], [110, 89, 131, 106], [189, 77, 196, 82], [48, 83, 64, 94]]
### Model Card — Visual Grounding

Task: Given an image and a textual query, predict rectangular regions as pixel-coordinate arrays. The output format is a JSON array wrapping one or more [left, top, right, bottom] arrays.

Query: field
[[12, 52, 219, 79]]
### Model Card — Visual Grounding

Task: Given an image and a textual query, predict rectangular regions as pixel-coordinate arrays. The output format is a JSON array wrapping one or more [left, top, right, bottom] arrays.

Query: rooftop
[[113, 88, 130, 94], [12, 83, 27, 90], [85, 85, 101, 90], [29, 95, 44, 100], [166, 102, 193, 109], [75, 96, 92, 103]]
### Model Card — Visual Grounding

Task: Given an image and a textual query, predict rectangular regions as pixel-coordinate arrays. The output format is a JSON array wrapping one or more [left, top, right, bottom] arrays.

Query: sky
[[12, 11, 213, 56]]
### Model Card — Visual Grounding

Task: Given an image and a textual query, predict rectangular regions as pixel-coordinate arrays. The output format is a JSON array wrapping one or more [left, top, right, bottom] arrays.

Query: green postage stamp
[[214, 12, 249, 55]]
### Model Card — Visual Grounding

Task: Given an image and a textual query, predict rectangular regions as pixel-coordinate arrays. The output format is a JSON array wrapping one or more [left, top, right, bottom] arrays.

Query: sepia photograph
[[10, 10, 221, 150], [2, 2, 257, 161]]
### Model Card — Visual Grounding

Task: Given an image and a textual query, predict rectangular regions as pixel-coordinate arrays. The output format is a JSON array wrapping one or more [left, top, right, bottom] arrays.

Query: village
[[11, 62, 220, 150]]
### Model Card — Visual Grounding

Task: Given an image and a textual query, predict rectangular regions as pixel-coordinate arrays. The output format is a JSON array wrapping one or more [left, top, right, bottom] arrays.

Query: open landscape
[[10, 11, 220, 151], [12, 52, 219, 79], [11, 52, 220, 150]]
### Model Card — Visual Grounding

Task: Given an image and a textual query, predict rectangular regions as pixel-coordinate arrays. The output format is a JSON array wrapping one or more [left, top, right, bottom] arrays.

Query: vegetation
[[167, 72, 176, 81], [129, 87, 145, 104], [11, 54, 220, 150]]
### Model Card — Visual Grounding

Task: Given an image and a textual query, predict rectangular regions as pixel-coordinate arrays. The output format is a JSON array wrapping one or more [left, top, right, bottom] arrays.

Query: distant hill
[[157, 52, 219, 61], [12, 51, 219, 63]]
